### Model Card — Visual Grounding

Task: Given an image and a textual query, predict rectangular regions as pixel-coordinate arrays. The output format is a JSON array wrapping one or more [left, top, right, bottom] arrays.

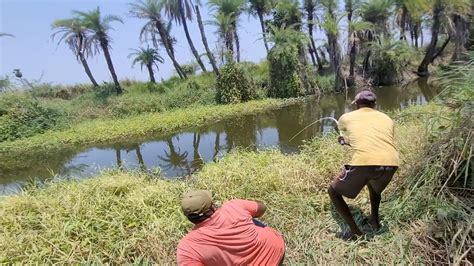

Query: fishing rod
[[288, 117, 348, 145]]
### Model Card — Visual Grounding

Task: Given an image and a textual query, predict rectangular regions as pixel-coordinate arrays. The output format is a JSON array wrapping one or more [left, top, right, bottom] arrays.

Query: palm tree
[[195, 2, 220, 75], [304, 0, 324, 70], [51, 18, 99, 87], [360, 0, 392, 73], [128, 46, 164, 83], [162, 0, 207, 72], [209, 0, 246, 62], [208, 12, 235, 62], [320, 0, 344, 90], [348, 20, 373, 78], [247, 0, 274, 53], [74, 7, 123, 94], [130, 0, 187, 79]]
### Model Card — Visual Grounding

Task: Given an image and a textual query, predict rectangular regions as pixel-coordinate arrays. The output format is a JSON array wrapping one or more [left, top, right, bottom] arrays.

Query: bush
[[0, 93, 65, 142], [268, 45, 304, 98], [315, 75, 335, 95], [215, 61, 255, 104]]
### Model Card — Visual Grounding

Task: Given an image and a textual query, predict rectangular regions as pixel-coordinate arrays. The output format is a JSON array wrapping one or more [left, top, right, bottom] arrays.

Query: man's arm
[[254, 201, 267, 218], [231, 199, 267, 218]]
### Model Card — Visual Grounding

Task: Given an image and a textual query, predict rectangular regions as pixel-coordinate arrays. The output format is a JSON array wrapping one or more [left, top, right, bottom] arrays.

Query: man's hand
[[337, 136, 346, 145]]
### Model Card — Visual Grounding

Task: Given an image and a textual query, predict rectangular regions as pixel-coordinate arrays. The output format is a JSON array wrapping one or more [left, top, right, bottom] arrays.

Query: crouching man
[[177, 190, 285, 265], [328, 90, 399, 240]]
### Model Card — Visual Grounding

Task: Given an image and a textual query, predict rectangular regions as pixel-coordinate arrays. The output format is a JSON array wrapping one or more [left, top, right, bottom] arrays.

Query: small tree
[[128, 46, 164, 83], [215, 61, 254, 104]]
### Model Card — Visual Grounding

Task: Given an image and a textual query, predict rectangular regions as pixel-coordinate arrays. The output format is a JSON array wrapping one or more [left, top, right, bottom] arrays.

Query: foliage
[[315, 74, 336, 94], [0, 75, 11, 92], [0, 102, 471, 264], [271, 0, 302, 29], [0, 99, 293, 155], [0, 94, 65, 142], [180, 62, 199, 76], [128, 47, 164, 72], [215, 61, 255, 104], [368, 35, 414, 85]]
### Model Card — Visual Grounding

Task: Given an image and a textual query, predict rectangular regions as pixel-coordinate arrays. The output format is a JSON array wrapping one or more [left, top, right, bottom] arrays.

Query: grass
[[0, 98, 296, 155], [0, 103, 471, 264]]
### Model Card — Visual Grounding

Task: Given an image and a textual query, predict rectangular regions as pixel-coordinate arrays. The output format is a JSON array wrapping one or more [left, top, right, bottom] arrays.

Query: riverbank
[[0, 98, 298, 155], [1, 103, 471, 264]]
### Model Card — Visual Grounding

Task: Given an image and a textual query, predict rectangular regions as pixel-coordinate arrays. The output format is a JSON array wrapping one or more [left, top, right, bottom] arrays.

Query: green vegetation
[[0, 98, 295, 155], [215, 61, 255, 104], [1, 99, 471, 263]]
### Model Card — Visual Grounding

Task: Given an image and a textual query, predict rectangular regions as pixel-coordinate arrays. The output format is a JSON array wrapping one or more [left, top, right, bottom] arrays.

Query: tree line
[[40, 0, 474, 95]]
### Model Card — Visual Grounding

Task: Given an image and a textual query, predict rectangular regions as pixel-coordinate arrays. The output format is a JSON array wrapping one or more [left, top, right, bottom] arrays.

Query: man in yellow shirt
[[328, 90, 399, 240]]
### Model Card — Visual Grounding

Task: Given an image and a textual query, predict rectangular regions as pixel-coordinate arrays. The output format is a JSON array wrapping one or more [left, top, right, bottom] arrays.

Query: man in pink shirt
[[177, 190, 285, 265]]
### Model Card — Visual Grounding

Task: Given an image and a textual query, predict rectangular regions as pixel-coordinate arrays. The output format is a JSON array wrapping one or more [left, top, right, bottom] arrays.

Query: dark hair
[[357, 100, 376, 108], [187, 209, 215, 224]]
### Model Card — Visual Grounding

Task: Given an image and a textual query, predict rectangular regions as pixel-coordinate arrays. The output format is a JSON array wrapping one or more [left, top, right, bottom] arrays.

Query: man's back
[[338, 107, 399, 166], [177, 200, 284, 266]]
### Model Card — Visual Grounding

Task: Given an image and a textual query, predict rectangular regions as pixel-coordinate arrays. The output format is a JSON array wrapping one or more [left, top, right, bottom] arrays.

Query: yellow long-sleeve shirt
[[338, 107, 400, 166]]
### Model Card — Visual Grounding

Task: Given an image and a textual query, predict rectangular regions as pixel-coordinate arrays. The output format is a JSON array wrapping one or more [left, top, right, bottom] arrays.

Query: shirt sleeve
[[230, 199, 259, 217], [177, 244, 204, 266]]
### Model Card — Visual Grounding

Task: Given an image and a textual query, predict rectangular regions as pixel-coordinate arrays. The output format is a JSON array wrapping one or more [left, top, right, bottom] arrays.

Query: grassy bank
[[1, 103, 471, 264], [0, 98, 296, 155]]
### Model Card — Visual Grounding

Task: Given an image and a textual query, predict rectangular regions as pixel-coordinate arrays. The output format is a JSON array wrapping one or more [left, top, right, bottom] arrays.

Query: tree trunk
[[308, 44, 317, 66], [99, 37, 122, 94], [179, 3, 207, 72], [328, 34, 343, 90], [307, 7, 323, 70], [400, 5, 408, 40], [196, 5, 219, 75], [432, 36, 451, 63], [452, 14, 467, 61], [146, 63, 156, 83], [233, 25, 240, 62], [349, 40, 357, 78], [77, 35, 98, 87], [257, 10, 269, 53], [78, 53, 99, 87], [414, 24, 419, 48], [417, 1, 442, 77], [155, 21, 187, 79]]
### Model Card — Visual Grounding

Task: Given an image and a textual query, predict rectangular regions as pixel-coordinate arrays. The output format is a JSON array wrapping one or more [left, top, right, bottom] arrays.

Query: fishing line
[[288, 117, 346, 145]]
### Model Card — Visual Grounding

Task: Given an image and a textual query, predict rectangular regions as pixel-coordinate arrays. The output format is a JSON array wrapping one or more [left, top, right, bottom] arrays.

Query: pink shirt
[[177, 200, 285, 266]]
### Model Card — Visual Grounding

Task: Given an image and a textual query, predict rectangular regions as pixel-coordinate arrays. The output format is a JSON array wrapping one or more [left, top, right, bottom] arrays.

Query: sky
[[0, 0, 335, 85]]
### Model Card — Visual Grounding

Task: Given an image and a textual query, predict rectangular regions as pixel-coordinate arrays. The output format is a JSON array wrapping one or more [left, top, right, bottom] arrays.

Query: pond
[[0, 79, 437, 195]]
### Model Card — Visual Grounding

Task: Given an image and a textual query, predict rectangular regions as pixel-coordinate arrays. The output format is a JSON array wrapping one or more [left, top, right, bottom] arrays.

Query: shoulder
[[374, 110, 394, 123]]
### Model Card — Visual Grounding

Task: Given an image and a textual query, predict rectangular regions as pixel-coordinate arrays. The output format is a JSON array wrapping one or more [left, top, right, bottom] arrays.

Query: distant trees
[[45, 0, 473, 94], [51, 18, 99, 87], [74, 7, 124, 94], [130, 0, 187, 79], [128, 47, 164, 83]]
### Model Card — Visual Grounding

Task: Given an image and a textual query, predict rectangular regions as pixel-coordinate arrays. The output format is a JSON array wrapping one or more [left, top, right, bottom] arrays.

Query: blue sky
[[0, 0, 331, 85]]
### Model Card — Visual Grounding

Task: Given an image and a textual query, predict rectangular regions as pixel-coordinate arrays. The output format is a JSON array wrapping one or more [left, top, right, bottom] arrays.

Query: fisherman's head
[[181, 190, 216, 224], [352, 90, 376, 109]]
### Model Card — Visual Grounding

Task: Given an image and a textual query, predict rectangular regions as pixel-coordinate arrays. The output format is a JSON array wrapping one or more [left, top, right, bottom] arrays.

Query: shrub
[[268, 45, 304, 98], [315, 75, 336, 95], [215, 61, 255, 104], [0, 93, 65, 142], [181, 63, 199, 76]]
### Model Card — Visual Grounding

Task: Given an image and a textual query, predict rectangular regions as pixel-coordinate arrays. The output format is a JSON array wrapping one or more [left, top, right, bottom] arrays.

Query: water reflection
[[0, 80, 437, 195]]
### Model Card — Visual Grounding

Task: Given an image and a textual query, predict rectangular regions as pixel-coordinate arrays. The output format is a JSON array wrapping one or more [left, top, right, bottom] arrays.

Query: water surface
[[0, 79, 437, 195]]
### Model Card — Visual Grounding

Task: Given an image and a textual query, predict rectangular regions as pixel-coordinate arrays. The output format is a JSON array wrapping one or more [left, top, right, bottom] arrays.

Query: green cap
[[181, 190, 213, 218]]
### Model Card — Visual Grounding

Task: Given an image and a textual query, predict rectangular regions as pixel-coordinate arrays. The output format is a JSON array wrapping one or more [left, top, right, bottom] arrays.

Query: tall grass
[[1, 99, 471, 264]]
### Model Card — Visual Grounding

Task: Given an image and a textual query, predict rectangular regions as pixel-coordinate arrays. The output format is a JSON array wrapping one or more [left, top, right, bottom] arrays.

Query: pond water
[[0, 79, 437, 195]]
